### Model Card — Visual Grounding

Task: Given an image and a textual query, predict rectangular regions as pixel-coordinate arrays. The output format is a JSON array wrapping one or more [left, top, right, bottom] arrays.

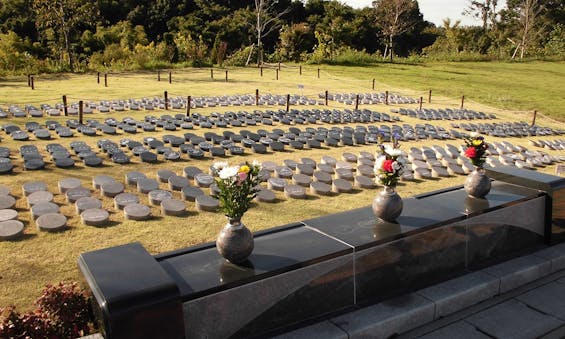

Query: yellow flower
[[472, 140, 483, 147], [239, 165, 250, 174]]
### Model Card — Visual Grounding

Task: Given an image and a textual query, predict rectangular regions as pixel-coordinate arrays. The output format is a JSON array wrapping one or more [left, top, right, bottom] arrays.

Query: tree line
[[0, 0, 562, 74]]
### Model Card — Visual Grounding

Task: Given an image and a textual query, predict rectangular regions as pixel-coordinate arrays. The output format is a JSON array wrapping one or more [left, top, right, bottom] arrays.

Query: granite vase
[[372, 186, 403, 222], [464, 167, 491, 198], [216, 217, 254, 264]]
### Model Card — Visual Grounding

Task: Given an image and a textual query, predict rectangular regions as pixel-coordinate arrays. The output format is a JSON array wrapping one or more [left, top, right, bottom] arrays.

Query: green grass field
[[0, 61, 564, 311]]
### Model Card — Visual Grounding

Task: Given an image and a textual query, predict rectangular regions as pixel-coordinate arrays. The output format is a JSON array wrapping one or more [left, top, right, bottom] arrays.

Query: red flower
[[382, 159, 394, 172], [465, 147, 477, 159]]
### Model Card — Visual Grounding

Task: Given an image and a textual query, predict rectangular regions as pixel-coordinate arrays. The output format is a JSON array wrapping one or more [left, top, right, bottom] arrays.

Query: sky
[[343, 0, 507, 27]]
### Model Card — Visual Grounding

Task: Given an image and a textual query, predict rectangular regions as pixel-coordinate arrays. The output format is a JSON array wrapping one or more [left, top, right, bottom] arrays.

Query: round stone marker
[[31, 202, 60, 219], [0, 195, 16, 210], [148, 189, 173, 206], [183, 166, 203, 179], [157, 169, 176, 183], [27, 190, 54, 207], [80, 208, 110, 226], [101, 182, 125, 198], [0, 184, 11, 196], [0, 220, 24, 240], [292, 173, 312, 187], [274, 166, 293, 179], [22, 181, 47, 196], [194, 173, 214, 188], [161, 199, 186, 216], [355, 176, 377, 189], [181, 186, 205, 202], [192, 192, 219, 211], [75, 197, 103, 214], [335, 168, 354, 181], [254, 189, 276, 203], [66, 186, 91, 203], [168, 175, 190, 191], [124, 203, 151, 221], [92, 175, 116, 189], [342, 152, 358, 163], [36, 213, 67, 232], [296, 164, 315, 176], [137, 178, 160, 194], [313, 171, 333, 184], [83, 156, 103, 167], [114, 192, 140, 209], [125, 171, 147, 186], [0, 209, 18, 222], [284, 185, 306, 199], [332, 179, 353, 193], [268, 177, 288, 191], [310, 181, 332, 196], [0, 162, 14, 174], [317, 163, 335, 174], [58, 178, 82, 193]]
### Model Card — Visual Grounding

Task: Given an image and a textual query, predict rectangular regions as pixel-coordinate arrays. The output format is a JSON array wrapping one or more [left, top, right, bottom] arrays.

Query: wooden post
[[260, 67, 263, 77], [225, 70, 228, 82], [317, 68, 320, 78], [325, 90, 328, 106], [27, 74, 31, 87], [286, 94, 290, 112], [79, 100, 84, 125], [419, 97, 423, 110], [372, 79, 375, 90], [385, 91, 389, 105], [460, 95, 465, 109], [428, 89, 432, 103], [531, 110, 537, 126], [278, 62, 281, 71], [62, 95, 68, 116], [164, 91, 168, 110], [186, 96, 191, 116], [299, 65, 302, 75], [31, 76, 34, 90], [210, 69, 214, 79], [255, 89, 259, 106], [104, 73, 108, 87], [168, 71, 172, 84], [97, 72, 100, 84], [276, 69, 279, 80], [355, 94, 359, 111], [158, 70, 161, 81]]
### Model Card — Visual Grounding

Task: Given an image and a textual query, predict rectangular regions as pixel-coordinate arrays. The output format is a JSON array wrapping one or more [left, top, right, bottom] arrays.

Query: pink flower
[[237, 172, 248, 184]]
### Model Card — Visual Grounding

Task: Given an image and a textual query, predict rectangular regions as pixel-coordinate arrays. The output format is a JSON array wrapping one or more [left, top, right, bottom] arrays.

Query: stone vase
[[464, 167, 491, 199], [372, 186, 403, 222], [216, 217, 254, 264]]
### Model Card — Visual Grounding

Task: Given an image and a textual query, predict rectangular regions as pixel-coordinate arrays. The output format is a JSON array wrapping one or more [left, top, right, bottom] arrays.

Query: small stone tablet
[[114, 192, 140, 209], [292, 173, 312, 187], [168, 175, 190, 191], [83, 156, 103, 167], [274, 166, 293, 179], [194, 173, 214, 188], [58, 178, 82, 193], [283, 159, 299, 169], [342, 152, 358, 163], [0, 209, 18, 222], [183, 166, 203, 179], [27, 191, 54, 207], [125, 171, 147, 185], [414, 167, 433, 179], [313, 171, 333, 184], [254, 189, 276, 203], [355, 176, 376, 189], [22, 181, 47, 196], [0, 184, 11, 196], [0, 195, 16, 210], [101, 182, 125, 197], [335, 168, 354, 181], [140, 151, 158, 163], [148, 189, 173, 206], [36, 213, 67, 232], [75, 197, 103, 214], [310, 181, 332, 196], [157, 169, 176, 183], [317, 163, 335, 174], [261, 161, 277, 172], [181, 186, 205, 202], [268, 177, 288, 191], [296, 164, 315, 176], [31, 202, 60, 219], [124, 203, 151, 221], [93, 175, 116, 189], [0, 220, 24, 240], [137, 178, 160, 194], [447, 163, 465, 175], [332, 179, 353, 193], [80, 208, 109, 226], [195, 195, 219, 212], [284, 184, 306, 199], [359, 151, 375, 161], [431, 166, 450, 178], [161, 199, 186, 216], [66, 187, 91, 203]]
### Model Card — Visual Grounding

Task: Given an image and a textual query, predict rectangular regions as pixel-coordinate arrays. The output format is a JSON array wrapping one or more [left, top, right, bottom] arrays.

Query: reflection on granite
[[464, 196, 490, 215]]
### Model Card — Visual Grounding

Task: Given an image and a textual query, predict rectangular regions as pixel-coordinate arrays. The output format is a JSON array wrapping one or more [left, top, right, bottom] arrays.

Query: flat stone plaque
[[194, 173, 214, 188], [124, 203, 151, 221], [285, 184, 306, 199], [195, 195, 219, 212], [36, 213, 67, 232], [310, 181, 332, 196], [114, 193, 140, 209], [137, 178, 160, 194], [31, 202, 60, 219], [255, 189, 276, 203], [168, 175, 190, 191], [0, 209, 18, 222], [22, 181, 47, 196], [76, 197, 103, 214], [148, 190, 173, 206], [355, 176, 377, 189], [161, 199, 186, 216], [66, 187, 91, 203], [157, 169, 176, 183], [58, 178, 82, 193], [125, 171, 147, 185], [332, 179, 353, 193], [292, 173, 312, 187], [0, 195, 16, 210], [101, 182, 125, 198], [27, 191, 54, 206], [93, 175, 116, 189], [0, 184, 11, 196], [268, 178, 288, 191], [81, 208, 110, 226], [0, 220, 24, 240], [181, 186, 205, 202]]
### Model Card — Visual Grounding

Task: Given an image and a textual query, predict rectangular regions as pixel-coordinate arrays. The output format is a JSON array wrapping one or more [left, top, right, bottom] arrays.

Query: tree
[[510, 0, 544, 59], [32, 0, 98, 72], [254, 0, 291, 64], [373, 0, 420, 62], [463, 0, 499, 32]]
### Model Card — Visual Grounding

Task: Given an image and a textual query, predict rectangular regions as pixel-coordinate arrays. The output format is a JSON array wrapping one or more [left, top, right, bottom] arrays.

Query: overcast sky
[[342, 0, 507, 27]]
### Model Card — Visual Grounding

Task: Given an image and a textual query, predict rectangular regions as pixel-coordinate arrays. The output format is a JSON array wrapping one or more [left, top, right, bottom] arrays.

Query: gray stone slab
[[268, 177, 288, 191], [261, 161, 277, 172], [66, 187, 91, 203], [58, 178, 82, 193], [417, 271, 499, 318], [148, 189, 173, 206], [168, 175, 190, 191], [31, 201, 60, 219], [100, 182, 125, 198], [296, 164, 315, 176], [534, 243, 565, 272], [114, 192, 140, 209], [466, 299, 564, 339], [157, 169, 176, 183], [317, 163, 335, 174], [137, 178, 160, 194], [342, 152, 357, 163], [161, 199, 186, 216], [255, 189, 276, 203], [80, 208, 110, 226], [313, 171, 333, 184], [417, 321, 491, 339], [335, 168, 354, 181], [414, 167, 432, 179], [275, 166, 294, 179], [292, 173, 312, 187], [36, 213, 67, 232], [194, 173, 214, 188], [310, 181, 332, 196], [195, 195, 219, 211], [0, 195, 16, 210], [123, 203, 151, 220], [75, 197, 102, 214], [92, 175, 116, 189], [446, 163, 465, 175], [481, 254, 551, 293], [284, 184, 306, 199], [516, 281, 565, 321], [0, 184, 11, 196], [431, 166, 450, 178], [181, 186, 205, 202], [354, 176, 376, 189], [183, 166, 203, 180], [271, 321, 348, 339], [0, 209, 18, 222], [0, 220, 24, 240], [332, 179, 353, 193], [356, 165, 374, 177], [22, 181, 47, 196], [330, 293, 435, 338], [321, 155, 337, 167], [125, 171, 147, 186]]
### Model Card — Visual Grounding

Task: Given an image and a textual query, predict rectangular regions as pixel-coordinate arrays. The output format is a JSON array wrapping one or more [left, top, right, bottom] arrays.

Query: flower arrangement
[[211, 160, 262, 221], [374, 135, 406, 187], [463, 132, 488, 168]]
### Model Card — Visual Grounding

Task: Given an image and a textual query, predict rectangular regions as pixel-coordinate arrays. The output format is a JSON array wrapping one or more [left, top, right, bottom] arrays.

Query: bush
[[0, 282, 94, 338], [224, 46, 256, 66]]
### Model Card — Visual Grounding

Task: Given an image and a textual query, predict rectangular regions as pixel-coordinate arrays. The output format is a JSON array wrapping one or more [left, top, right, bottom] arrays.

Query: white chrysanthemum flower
[[212, 161, 229, 171], [387, 148, 402, 157], [374, 155, 386, 171], [218, 166, 239, 179], [470, 131, 479, 138], [252, 160, 262, 169]]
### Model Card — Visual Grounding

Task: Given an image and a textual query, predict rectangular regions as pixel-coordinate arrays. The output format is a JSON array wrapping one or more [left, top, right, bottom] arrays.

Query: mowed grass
[[0, 62, 564, 311]]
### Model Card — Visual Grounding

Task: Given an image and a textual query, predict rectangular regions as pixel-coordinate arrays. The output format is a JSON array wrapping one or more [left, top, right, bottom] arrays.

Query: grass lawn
[[0, 61, 563, 311]]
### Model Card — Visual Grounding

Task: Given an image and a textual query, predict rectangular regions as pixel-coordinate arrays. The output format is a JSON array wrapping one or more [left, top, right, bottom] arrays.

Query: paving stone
[[516, 281, 565, 321], [124, 203, 151, 220], [22, 181, 47, 196], [114, 192, 140, 209], [0, 195, 16, 210], [137, 178, 160, 194], [332, 179, 353, 193], [481, 254, 551, 293], [92, 175, 116, 189], [417, 321, 491, 339], [268, 177, 288, 191], [27, 190, 54, 206], [181, 186, 205, 202], [310, 181, 332, 196], [183, 166, 203, 179], [534, 243, 565, 272], [36, 213, 67, 232], [0, 214, 25, 239], [271, 321, 348, 339], [0, 209, 18, 222], [66, 186, 91, 203], [161, 199, 186, 216], [466, 299, 563, 339], [195, 195, 219, 211], [354, 175, 376, 189], [58, 178, 82, 193], [284, 184, 306, 199], [75, 197, 103, 214], [81, 208, 110, 226], [148, 189, 173, 205], [254, 189, 276, 203], [313, 171, 333, 184]]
